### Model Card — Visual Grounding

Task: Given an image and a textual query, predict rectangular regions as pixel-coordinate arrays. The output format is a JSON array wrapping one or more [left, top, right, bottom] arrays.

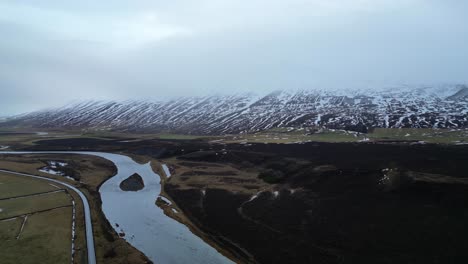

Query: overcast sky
[[1, 0, 467, 115]]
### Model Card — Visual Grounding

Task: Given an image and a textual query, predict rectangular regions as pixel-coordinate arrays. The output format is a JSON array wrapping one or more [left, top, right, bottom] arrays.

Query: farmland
[[0, 172, 74, 264]]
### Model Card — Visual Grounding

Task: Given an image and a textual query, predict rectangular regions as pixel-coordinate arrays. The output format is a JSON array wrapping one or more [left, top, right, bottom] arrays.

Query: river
[[0, 151, 234, 264]]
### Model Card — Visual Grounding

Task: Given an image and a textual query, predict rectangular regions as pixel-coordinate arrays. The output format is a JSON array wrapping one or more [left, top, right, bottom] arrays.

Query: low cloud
[[0, 0, 467, 115]]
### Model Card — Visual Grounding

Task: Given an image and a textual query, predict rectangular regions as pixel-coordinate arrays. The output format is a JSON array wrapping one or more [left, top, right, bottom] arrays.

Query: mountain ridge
[[2, 86, 467, 134]]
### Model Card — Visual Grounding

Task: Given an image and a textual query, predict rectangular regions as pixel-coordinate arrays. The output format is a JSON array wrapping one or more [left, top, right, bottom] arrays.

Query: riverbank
[[152, 161, 250, 263]]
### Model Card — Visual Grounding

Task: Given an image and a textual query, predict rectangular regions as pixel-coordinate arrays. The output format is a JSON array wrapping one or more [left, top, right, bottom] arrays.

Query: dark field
[[165, 142, 468, 264]]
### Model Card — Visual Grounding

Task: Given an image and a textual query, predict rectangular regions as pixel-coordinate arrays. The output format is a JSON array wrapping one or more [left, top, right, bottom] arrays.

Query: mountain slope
[[2, 86, 468, 134]]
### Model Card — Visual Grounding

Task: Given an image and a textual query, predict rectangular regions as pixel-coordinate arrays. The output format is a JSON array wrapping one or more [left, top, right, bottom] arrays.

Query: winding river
[[0, 151, 234, 264]]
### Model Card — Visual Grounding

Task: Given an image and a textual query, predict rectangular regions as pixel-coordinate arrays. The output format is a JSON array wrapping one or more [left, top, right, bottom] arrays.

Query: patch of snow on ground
[[0, 208, 2, 212], [39, 161, 74, 180], [273, 191, 279, 198], [71, 200, 76, 262], [0, 145, 9, 150], [172, 208, 178, 214], [410, 141, 426, 145], [48, 161, 68, 168], [315, 114, 322, 125], [159, 196, 172, 205], [162, 164, 171, 178], [248, 193, 259, 202], [39, 168, 64, 175], [119, 139, 142, 143]]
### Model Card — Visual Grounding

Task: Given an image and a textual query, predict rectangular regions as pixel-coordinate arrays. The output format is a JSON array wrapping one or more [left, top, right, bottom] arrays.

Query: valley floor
[[1, 129, 468, 263]]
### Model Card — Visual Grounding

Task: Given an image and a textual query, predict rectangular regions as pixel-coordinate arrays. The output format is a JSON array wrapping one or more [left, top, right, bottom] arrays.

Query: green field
[[0, 174, 58, 199], [1, 208, 73, 264], [0, 172, 74, 264], [0, 191, 71, 219], [0, 217, 23, 240]]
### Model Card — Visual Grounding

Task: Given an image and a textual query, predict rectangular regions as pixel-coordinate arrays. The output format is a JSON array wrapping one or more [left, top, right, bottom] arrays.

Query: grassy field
[[0, 172, 74, 264], [0, 217, 23, 240], [368, 128, 468, 143], [0, 130, 96, 147], [155, 133, 212, 140], [80, 130, 213, 140], [2, 127, 466, 149], [0, 173, 58, 199], [83, 127, 468, 144], [0, 191, 71, 219], [222, 127, 468, 144], [222, 128, 363, 144], [1, 208, 73, 264]]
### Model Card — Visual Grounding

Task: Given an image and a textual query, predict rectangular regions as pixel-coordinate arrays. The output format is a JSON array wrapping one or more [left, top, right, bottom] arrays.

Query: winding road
[[0, 169, 96, 264]]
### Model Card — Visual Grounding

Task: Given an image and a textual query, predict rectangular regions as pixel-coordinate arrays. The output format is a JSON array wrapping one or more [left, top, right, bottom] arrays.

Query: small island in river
[[120, 173, 144, 191]]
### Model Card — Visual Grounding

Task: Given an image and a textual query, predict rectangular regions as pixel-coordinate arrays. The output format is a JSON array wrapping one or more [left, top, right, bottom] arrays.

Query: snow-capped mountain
[[2, 85, 468, 134]]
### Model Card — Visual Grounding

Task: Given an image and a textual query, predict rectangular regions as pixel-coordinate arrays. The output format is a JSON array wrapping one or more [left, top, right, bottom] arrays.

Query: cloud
[[0, 1, 467, 115], [0, 2, 190, 50]]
